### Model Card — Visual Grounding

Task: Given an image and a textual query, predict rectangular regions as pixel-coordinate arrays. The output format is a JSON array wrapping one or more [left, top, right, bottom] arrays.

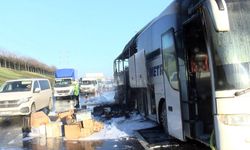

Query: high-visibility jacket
[[74, 83, 79, 96]]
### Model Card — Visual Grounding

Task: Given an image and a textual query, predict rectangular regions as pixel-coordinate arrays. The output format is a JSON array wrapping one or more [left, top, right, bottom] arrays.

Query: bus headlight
[[219, 115, 250, 126]]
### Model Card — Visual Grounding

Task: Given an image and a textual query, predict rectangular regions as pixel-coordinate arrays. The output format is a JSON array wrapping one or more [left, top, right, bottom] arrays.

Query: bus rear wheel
[[160, 101, 168, 134]]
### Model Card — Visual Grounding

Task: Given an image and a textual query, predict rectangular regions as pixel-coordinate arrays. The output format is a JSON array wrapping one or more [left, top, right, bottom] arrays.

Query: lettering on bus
[[149, 64, 163, 77]]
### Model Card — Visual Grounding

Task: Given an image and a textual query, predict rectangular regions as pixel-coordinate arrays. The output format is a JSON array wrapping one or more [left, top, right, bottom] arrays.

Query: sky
[[0, 0, 172, 78]]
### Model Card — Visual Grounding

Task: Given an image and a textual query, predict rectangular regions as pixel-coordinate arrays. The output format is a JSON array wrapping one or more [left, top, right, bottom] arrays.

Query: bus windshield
[[211, 0, 250, 91]]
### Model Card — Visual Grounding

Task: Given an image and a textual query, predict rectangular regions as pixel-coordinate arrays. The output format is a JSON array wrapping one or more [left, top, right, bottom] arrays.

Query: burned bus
[[114, 0, 250, 150]]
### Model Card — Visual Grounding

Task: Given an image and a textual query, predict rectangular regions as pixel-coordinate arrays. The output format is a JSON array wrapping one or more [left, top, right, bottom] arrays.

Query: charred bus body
[[114, 0, 250, 150]]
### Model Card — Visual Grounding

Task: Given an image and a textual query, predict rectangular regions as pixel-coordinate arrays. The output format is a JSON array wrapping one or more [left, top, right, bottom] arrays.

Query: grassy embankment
[[0, 67, 54, 85]]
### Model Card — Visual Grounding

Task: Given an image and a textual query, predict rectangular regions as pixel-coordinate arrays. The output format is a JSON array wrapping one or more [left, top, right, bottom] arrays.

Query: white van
[[0, 78, 53, 116]]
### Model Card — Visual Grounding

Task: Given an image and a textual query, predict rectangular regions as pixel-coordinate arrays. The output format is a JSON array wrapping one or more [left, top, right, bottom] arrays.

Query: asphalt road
[[0, 112, 144, 150], [0, 93, 210, 150], [0, 116, 209, 150]]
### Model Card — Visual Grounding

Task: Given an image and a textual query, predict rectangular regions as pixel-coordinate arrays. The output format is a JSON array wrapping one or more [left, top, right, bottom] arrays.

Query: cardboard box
[[76, 110, 92, 122], [30, 111, 50, 128], [46, 122, 63, 137], [82, 119, 94, 129], [93, 121, 104, 132], [80, 128, 93, 138], [31, 124, 46, 137], [57, 109, 74, 120], [64, 124, 81, 140]]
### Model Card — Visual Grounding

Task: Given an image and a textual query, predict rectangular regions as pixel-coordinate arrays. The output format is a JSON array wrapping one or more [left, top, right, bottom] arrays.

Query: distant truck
[[79, 78, 99, 96], [53, 68, 79, 107]]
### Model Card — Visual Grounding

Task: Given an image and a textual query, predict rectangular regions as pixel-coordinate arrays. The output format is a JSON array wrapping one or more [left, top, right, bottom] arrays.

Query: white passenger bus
[[114, 0, 250, 150]]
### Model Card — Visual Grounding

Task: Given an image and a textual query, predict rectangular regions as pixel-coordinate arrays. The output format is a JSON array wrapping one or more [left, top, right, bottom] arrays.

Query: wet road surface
[[0, 93, 210, 150], [0, 116, 144, 150]]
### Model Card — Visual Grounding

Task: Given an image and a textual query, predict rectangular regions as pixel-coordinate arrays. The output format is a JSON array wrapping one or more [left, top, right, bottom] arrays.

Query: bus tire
[[160, 101, 168, 134]]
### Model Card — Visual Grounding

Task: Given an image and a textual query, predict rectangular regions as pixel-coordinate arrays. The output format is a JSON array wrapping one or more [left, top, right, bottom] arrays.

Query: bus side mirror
[[206, 0, 230, 31]]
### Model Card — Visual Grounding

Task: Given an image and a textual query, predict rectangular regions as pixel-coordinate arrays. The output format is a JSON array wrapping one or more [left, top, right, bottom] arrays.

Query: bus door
[[183, 15, 213, 142], [161, 28, 184, 140]]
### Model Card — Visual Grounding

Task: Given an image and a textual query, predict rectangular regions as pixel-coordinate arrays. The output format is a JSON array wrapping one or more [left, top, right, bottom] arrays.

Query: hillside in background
[[0, 67, 54, 85], [0, 50, 55, 76]]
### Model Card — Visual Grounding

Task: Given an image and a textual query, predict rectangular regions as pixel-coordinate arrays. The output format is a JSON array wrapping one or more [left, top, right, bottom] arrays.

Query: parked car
[[0, 78, 53, 116]]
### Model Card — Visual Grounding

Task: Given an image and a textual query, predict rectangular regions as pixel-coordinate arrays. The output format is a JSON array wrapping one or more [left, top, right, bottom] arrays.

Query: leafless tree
[[0, 49, 56, 75]]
